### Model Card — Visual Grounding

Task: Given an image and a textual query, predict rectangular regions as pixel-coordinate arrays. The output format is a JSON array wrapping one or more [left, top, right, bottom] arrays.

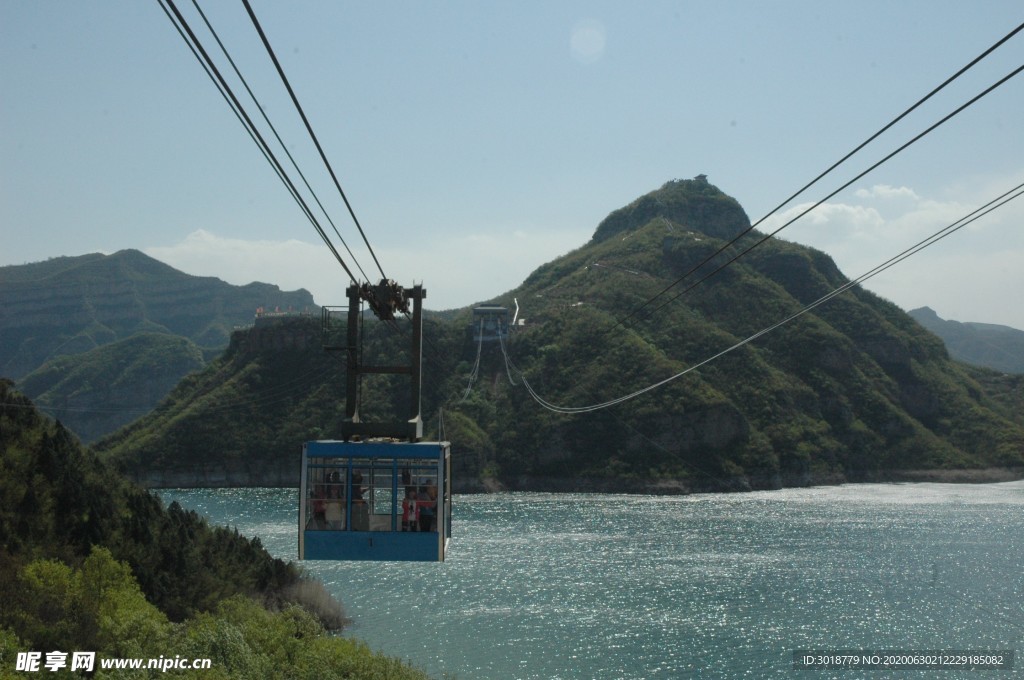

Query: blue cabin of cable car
[[299, 440, 451, 561]]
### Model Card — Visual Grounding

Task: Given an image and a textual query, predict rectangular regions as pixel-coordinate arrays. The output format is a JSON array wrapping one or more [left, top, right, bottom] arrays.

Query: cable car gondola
[[299, 439, 451, 561], [299, 280, 452, 561]]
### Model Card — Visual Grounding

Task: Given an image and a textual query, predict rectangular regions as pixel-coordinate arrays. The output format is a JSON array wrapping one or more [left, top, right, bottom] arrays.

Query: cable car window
[[408, 458, 437, 468], [410, 468, 438, 532], [306, 464, 326, 530], [306, 460, 347, 531], [371, 487, 392, 516], [351, 467, 369, 531], [325, 471, 345, 530], [370, 462, 395, 531]]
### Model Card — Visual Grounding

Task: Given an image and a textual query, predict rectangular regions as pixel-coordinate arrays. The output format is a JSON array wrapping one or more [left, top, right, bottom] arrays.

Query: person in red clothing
[[402, 487, 418, 531], [417, 485, 436, 532]]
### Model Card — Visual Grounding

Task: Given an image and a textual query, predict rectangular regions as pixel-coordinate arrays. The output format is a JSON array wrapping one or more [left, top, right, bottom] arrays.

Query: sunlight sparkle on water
[[162, 482, 1024, 679]]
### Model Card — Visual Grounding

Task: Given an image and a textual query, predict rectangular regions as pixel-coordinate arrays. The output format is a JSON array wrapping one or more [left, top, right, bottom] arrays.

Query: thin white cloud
[[145, 230, 339, 298], [144, 226, 589, 312], [764, 201, 884, 248], [762, 179, 1024, 329], [141, 173, 1024, 329], [373, 226, 588, 310], [854, 184, 921, 201]]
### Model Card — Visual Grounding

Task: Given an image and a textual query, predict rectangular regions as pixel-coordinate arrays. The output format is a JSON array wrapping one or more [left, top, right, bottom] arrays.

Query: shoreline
[[455, 466, 1024, 495], [138, 466, 1024, 493]]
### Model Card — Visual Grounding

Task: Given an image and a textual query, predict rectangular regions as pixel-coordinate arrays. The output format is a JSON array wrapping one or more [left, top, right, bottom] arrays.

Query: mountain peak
[[591, 175, 751, 244], [909, 306, 941, 322]]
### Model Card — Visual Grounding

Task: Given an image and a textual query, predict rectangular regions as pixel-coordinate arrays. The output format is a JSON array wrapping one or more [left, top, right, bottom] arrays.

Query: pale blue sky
[[2, 1, 1023, 327]]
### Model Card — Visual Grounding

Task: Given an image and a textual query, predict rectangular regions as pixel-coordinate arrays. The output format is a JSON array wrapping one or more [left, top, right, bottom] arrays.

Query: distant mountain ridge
[[96, 177, 1024, 491], [1, 249, 317, 442], [0, 249, 316, 379], [909, 307, 1024, 374]]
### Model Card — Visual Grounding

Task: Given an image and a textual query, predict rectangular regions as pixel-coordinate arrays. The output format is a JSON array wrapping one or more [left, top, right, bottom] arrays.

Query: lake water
[[161, 483, 1024, 679]]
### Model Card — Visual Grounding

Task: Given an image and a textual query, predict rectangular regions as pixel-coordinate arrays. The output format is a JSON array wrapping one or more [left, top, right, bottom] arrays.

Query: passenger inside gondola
[[402, 487, 417, 531], [417, 485, 435, 532], [351, 469, 369, 531], [325, 471, 344, 529], [308, 473, 326, 529], [300, 443, 451, 560]]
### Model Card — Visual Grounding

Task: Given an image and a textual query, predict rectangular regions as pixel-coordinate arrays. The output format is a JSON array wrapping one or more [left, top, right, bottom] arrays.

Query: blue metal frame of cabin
[[299, 440, 452, 561]]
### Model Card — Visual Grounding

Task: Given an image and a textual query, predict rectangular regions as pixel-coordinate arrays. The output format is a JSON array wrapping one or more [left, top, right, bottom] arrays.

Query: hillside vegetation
[[96, 319, 341, 485], [96, 178, 1024, 492], [1, 249, 316, 443], [0, 381, 430, 679], [16, 333, 207, 443]]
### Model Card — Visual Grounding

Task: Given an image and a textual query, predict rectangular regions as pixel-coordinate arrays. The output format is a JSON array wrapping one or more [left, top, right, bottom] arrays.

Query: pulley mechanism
[[361, 278, 411, 321]]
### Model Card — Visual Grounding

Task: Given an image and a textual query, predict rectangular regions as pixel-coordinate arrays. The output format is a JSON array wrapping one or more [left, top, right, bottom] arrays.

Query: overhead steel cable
[[503, 181, 1024, 414], [497, 322, 518, 386], [158, 0, 359, 285], [188, 0, 371, 282], [632, 61, 1024, 325], [156, 0, 289, 205], [241, 0, 389, 282], [610, 21, 1024, 334], [460, 319, 485, 401], [161, 0, 355, 282]]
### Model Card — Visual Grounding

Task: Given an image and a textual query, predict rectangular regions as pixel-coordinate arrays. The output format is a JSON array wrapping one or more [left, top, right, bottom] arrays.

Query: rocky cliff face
[[93, 317, 345, 486], [233, 316, 321, 353], [447, 177, 1024, 487]]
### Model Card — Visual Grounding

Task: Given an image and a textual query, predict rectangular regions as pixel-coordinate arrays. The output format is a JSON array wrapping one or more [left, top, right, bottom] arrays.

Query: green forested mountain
[[0, 378, 300, 620], [16, 333, 207, 443], [96, 318, 342, 486], [0, 249, 315, 380], [0, 380, 430, 678], [2, 249, 316, 444], [97, 178, 1024, 491], [909, 306, 1024, 374]]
